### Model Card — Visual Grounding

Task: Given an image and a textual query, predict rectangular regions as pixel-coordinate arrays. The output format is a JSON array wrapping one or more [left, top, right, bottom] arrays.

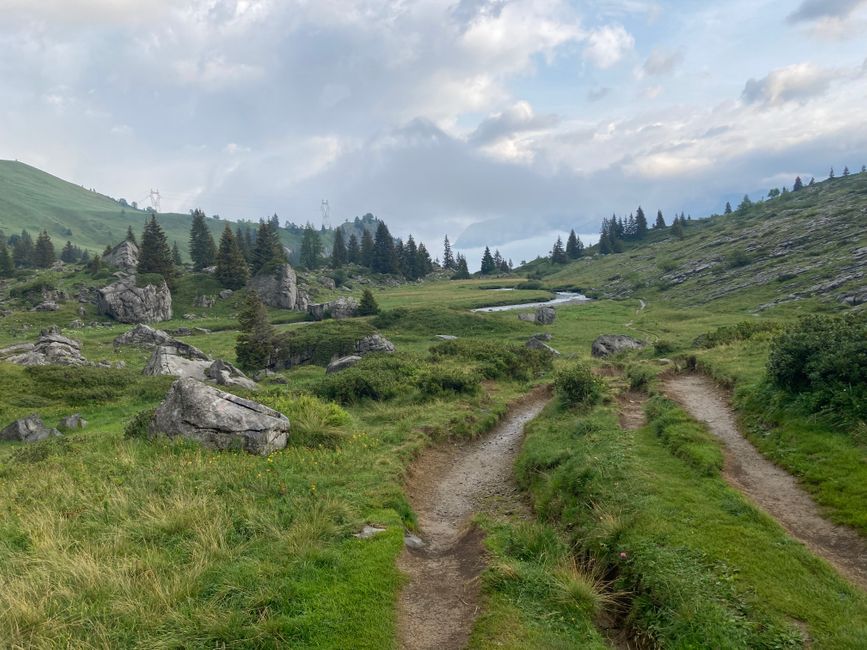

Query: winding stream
[[471, 291, 590, 312]]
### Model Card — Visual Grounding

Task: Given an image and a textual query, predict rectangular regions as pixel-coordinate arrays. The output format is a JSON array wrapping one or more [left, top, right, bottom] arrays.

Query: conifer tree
[[480, 246, 496, 274], [330, 228, 347, 268], [416, 243, 432, 277], [724, 201, 733, 214], [451, 254, 470, 279], [137, 215, 175, 286], [13, 230, 34, 267], [235, 290, 275, 371], [550, 236, 567, 264], [125, 225, 137, 245], [403, 235, 420, 279], [215, 224, 250, 290], [809, 177, 815, 186], [598, 221, 612, 254], [654, 210, 666, 229], [189, 209, 216, 271], [442, 235, 455, 270], [737, 194, 752, 213], [793, 176, 803, 191], [829, 167, 835, 179], [88, 254, 102, 276], [862, 165, 866, 173], [34, 230, 56, 268], [0, 240, 14, 277], [60, 240, 77, 263], [360, 229, 375, 268], [358, 288, 379, 316], [251, 220, 286, 275], [843, 166, 850, 177], [672, 217, 685, 239], [566, 230, 584, 259], [372, 222, 398, 274], [347, 233, 360, 264], [172, 241, 183, 266], [635, 206, 648, 239], [299, 223, 323, 270]]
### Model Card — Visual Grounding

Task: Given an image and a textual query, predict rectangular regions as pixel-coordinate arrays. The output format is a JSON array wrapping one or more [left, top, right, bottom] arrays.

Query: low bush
[[430, 339, 552, 381], [273, 320, 375, 368], [9, 276, 57, 306], [626, 365, 655, 391], [135, 272, 167, 288], [693, 320, 780, 348], [25, 366, 169, 406], [261, 393, 351, 446], [554, 363, 604, 406], [726, 248, 752, 268], [314, 354, 417, 404], [416, 366, 480, 398], [125, 408, 155, 439]]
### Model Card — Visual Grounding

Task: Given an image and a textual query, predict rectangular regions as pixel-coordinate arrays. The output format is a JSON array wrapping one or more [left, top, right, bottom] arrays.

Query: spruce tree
[[299, 223, 323, 270], [172, 241, 183, 266], [88, 254, 102, 276], [442, 235, 455, 270], [809, 177, 815, 186], [829, 167, 835, 179], [451, 254, 470, 279], [330, 228, 347, 268], [654, 210, 666, 229], [137, 215, 175, 286], [671, 218, 685, 239], [189, 209, 216, 271], [60, 240, 77, 263], [0, 240, 14, 277], [404, 235, 419, 279], [598, 221, 612, 254], [358, 288, 379, 316], [347, 233, 360, 263], [843, 166, 850, 177], [862, 165, 866, 173], [235, 290, 275, 372], [793, 176, 803, 191], [737, 194, 753, 213], [724, 201, 733, 215], [566, 230, 584, 258], [550, 236, 567, 264], [360, 229, 375, 268], [251, 220, 286, 275], [126, 225, 137, 245], [480, 246, 496, 274], [372, 222, 398, 274], [215, 224, 250, 290], [635, 206, 648, 239], [34, 230, 56, 268], [13, 230, 34, 267], [417, 242, 433, 276]]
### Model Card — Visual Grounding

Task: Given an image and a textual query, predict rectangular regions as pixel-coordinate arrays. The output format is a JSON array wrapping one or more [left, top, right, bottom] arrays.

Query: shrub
[[554, 363, 604, 406], [135, 272, 166, 288], [417, 367, 480, 398], [273, 320, 374, 368], [125, 408, 155, 439], [430, 339, 552, 381], [315, 354, 417, 404], [9, 276, 57, 306], [260, 393, 351, 446], [358, 288, 379, 316], [626, 365, 655, 391], [693, 320, 780, 348], [726, 248, 752, 268], [653, 339, 676, 355]]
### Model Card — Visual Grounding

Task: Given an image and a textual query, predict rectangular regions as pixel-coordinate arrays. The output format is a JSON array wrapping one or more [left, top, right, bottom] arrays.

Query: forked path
[[396, 388, 550, 650], [665, 374, 867, 591]]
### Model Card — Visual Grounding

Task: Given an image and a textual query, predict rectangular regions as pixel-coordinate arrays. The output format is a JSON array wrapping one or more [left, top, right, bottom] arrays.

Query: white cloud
[[583, 24, 634, 68], [741, 63, 839, 107]]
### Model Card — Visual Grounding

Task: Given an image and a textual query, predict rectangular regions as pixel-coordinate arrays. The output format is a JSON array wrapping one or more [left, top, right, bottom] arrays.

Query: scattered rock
[[355, 525, 387, 539], [1, 415, 62, 443], [149, 378, 290, 455], [114, 323, 173, 348], [355, 334, 396, 355], [205, 359, 258, 391], [326, 355, 362, 374], [319, 276, 337, 290], [143, 342, 212, 380], [526, 338, 560, 356], [435, 335, 458, 341], [32, 301, 59, 312], [0, 328, 88, 366], [591, 334, 646, 358], [219, 289, 234, 300], [307, 297, 359, 321], [59, 414, 88, 430], [404, 533, 425, 550], [68, 319, 85, 329], [96, 276, 172, 323], [249, 263, 309, 310], [104, 240, 140, 273], [193, 294, 216, 308], [530, 333, 553, 341], [535, 305, 555, 325]]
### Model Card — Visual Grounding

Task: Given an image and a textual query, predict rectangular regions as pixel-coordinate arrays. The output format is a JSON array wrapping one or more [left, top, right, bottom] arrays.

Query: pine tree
[[403, 235, 419, 279], [251, 220, 286, 275], [829, 167, 835, 179], [34, 230, 55, 268], [125, 225, 137, 245], [598, 220, 612, 255], [550, 236, 567, 264], [0, 240, 14, 277], [671, 218, 685, 239], [137, 215, 175, 286], [88, 254, 102, 276], [172, 241, 183, 266], [566, 229, 583, 259], [843, 166, 850, 177], [372, 222, 398, 274], [347, 233, 360, 264], [635, 206, 648, 239], [793, 176, 803, 191], [215, 224, 250, 290], [442, 235, 455, 270], [60, 240, 77, 263], [358, 288, 379, 316], [13, 230, 34, 267], [360, 229, 375, 268], [235, 290, 275, 372], [451, 254, 470, 279], [862, 165, 866, 173], [809, 177, 815, 186], [299, 223, 323, 270], [330, 228, 347, 268], [724, 201, 733, 214], [480, 246, 496, 274], [737, 194, 752, 213], [189, 209, 216, 271], [654, 210, 666, 228]]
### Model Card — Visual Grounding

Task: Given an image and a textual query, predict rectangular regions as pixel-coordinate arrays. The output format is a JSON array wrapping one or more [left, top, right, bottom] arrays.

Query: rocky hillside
[[536, 171, 867, 310]]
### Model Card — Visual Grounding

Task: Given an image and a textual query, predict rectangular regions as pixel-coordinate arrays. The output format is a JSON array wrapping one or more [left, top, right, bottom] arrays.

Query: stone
[[249, 263, 308, 310], [526, 338, 560, 356], [143, 342, 212, 380], [104, 240, 140, 273], [96, 276, 172, 323], [319, 276, 337, 290], [68, 319, 85, 329], [149, 378, 290, 455], [404, 533, 425, 549], [355, 334, 396, 355], [193, 294, 216, 308], [59, 414, 88, 430], [205, 359, 258, 391], [1, 415, 62, 443], [530, 333, 553, 341], [535, 306, 555, 325], [434, 335, 458, 341], [590, 334, 646, 358], [219, 289, 234, 300], [32, 301, 59, 312], [518, 313, 535, 323], [113, 323, 173, 348], [0, 330, 88, 366], [354, 525, 387, 539], [307, 297, 359, 321], [326, 355, 362, 374]]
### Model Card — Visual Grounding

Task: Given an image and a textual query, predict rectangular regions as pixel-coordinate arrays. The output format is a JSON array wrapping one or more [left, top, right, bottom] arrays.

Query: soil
[[617, 390, 647, 430], [664, 374, 867, 591], [396, 387, 551, 650]]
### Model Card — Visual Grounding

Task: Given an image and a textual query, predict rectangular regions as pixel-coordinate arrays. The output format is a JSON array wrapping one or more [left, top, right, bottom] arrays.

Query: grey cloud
[[787, 0, 867, 23], [741, 64, 837, 106], [642, 48, 683, 76], [586, 86, 612, 101], [468, 103, 560, 146]]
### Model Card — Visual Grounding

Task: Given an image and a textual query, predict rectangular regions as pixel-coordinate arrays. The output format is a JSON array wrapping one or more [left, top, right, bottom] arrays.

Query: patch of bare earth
[[664, 374, 867, 591], [617, 391, 647, 430], [396, 387, 550, 650]]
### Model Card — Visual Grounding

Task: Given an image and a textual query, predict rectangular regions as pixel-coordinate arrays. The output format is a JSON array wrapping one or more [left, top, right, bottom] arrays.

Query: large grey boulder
[[355, 334, 396, 355], [249, 264, 308, 310], [526, 338, 560, 356], [149, 378, 289, 455], [97, 276, 172, 323], [1, 415, 61, 443], [114, 323, 174, 348], [0, 328, 88, 366], [104, 240, 140, 273], [59, 414, 88, 430], [143, 342, 212, 380], [307, 297, 359, 321], [591, 334, 646, 358], [205, 359, 258, 391], [535, 306, 555, 325], [326, 355, 362, 374]]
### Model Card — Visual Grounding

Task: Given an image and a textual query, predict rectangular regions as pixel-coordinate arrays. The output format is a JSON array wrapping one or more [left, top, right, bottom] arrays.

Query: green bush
[[25, 366, 168, 406], [416, 366, 480, 398], [430, 339, 552, 381], [314, 354, 417, 404], [626, 365, 655, 391], [125, 408, 155, 439], [693, 320, 780, 348], [135, 272, 166, 288], [9, 276, 57, 306], [653, 339, 676, 355], [273, 320, 375, 368], [260, 393, 351, 446], [554, 363, 604, 406], [767, 314, 867, 421], [726, 248, 752, 268]]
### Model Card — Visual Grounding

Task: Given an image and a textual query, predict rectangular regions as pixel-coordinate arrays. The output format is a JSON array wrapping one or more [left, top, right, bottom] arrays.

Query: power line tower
[[148, 189, 162, 213], [320, 199, 330, 229]]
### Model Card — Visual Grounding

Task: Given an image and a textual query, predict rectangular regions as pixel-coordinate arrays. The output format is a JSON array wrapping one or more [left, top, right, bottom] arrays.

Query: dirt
[[617, 390, 647, 430], [396, 387, 551, 650], [664, 374, 867, 592]]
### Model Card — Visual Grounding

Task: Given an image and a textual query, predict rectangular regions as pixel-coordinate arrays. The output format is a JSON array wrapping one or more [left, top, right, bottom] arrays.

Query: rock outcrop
[[149, 378, 289, 455], [590, 334, 646, 358], [1, 415, 62, 443], [326, 355, 362, 374], [535, 306, 555, 325], [97, 277, 172, 323], [526, 338, 560, 356], [205, 359, 258, 391], [143, 342, 212, 380], [59, 414, 88, 430], [113, 323, 173, 348], [355, 334, 396, 355], [249, 264, 308, 310], [307, 297, 359, 321], [104, 240, 140, 273], [0, 328, 88, 366]]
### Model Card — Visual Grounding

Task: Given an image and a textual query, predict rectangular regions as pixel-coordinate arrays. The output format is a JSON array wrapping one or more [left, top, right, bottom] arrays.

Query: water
[[472, 291, 590, 312]]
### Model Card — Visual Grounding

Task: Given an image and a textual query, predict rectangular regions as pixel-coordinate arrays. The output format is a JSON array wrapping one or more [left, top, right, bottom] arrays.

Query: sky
[[1, 0, 866, 266]]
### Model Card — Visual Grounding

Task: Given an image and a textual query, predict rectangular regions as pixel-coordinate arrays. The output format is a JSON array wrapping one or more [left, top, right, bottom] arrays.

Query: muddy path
[[396, 387, 551, 650], [664, 374, 867, 591]]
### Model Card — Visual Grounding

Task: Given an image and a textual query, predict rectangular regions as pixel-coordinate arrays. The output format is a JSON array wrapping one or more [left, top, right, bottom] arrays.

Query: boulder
[[59, 414, 88, 430], [149, 378, 289, 455], [307, 297, 359, 321], [96, 276, 172, 323], [355, 334, 396, 355], [1, 415, 61, 443], [104, 240, 140, 273], [590, 334, 646, 358], [194, 294, 216, 308], [535, 306, 556, 325], [143, 342, 212, 380], [205, 359, 258, 391], [249, 264, 308, 310], [530, 333, 553, 341], [114, 323, 174, 348], [0, 329, 88, 366], [219, 289, 234, 300], [435, 335, 458, 341], [518, 313, 535, 322], [32, 301, 59, 312], [526, 338, 560, 356], [319, 276, 337, 290], [326, 355, 362, 374]]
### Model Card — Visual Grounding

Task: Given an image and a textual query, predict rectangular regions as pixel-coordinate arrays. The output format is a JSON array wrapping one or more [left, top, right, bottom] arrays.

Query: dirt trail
[[396, 388, 550, 650], [665, 374, 867, 591]]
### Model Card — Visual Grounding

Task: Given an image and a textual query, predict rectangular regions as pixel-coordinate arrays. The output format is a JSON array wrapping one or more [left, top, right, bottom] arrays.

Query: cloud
[[468, 101, 560, 147], [787, 0, 867, 23], [741, 63, 838, 106], [586, 87, 612, 101], [583, 24, 634, 68], [641, 48, 683, 76]]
